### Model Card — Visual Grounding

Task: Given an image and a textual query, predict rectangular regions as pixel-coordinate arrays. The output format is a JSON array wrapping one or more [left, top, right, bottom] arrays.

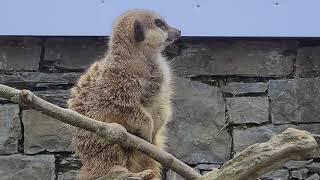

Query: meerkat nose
[[167, 28, 181, 41]]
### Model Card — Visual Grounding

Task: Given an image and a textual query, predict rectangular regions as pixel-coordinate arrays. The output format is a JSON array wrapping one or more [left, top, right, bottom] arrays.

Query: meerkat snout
[[166, 27, 181, 42], [153, 18, 181, 44]]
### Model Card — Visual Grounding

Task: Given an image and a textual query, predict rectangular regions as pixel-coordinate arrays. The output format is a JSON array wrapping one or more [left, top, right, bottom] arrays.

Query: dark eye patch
[[155, 19, 166, 28]]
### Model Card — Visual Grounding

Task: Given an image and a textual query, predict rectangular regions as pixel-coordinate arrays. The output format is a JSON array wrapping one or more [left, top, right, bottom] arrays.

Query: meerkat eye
[[155, 19, 166, 28]]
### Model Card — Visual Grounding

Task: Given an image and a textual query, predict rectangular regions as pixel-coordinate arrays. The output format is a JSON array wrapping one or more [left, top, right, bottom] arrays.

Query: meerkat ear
[[134, 20, 145, 42]]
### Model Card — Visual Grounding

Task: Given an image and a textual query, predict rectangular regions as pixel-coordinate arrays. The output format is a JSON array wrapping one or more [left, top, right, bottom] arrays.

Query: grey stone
[[58, 170, 80, 180], [0, 154, 55, 180], [269, 78, 320, 124], [23, 110, 72, 154], [232, 124, 320, 153], [35, 90, 70, 107], [226, 97, 269, 124], [291, 168, 309, 179], [283, 160, 313, 169], [164, 43, 179, 59], [58, 154, 82, 170], [0, 72, 80, 90], [0, 37, 41, 71], [296, 46, 320, 77], [221, 82, 268, 95], [172, 40, 295, 77], [166, 170, 185, 180], [0, 104, 21, 154], [260, 169, 289, 180], [43, 37, 106, 71], [306, 162, 320, 174], [0, 96, 10, 102], [306, 174, 320, 180], [195, 164, 220, 171], [201, 171, 213, 175], [167, 78, 231, 164]]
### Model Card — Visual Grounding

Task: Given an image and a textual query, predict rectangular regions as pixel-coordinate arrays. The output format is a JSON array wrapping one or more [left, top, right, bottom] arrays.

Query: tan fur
[[67, 9, 180, 180]]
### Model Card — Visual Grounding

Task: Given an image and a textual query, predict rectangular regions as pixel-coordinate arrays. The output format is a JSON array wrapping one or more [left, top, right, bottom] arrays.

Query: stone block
[[57, 154, 82, 172], [306, 174, 320, 180], [0, 104, 21, 154], [221, 82, 268, 95], [283, 160, 313, 170], [23, 110, 72, 154], [296, 46, 320, 77], [260, 169, 289, 180], [167, 78, 231, 164], [172, 40, 295, 77], [35, 90, 70, 107], [0, 37, 41, 71], [226, 97, 269, 124], [43, 37, 106, 71], [195, 164, 220, 171], [58, 170, 80, 180], [0, 72, 80, 90], [291, 168, 309, 179], [269, 78, 320, 124], [0, 154, 55, 180], [306, 162, 320, 175]]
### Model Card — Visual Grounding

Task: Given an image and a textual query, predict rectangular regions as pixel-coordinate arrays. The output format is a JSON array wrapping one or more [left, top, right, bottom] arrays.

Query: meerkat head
[[110, 9, 181, 55]]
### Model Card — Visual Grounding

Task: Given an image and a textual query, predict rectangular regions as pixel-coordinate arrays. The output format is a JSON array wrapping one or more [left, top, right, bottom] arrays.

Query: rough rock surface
[[307, 162, 320, 175], [58, 170, 80, 180], [296, 46, 320, 77], [35, 90, 70, 107], [291, 168, 309, 179], [0, 154, 55, 180], [226, 97, 269, 124], [43, 37, 106, 71], [0, 37, 41, 71], [260, 169, 289, 180], [23, 110, 72, 154], [0, 72, 80, 90], [283, 160, 313, 169], [221, 82, 268, 95], [306, 174, 320, 180], [167, 78, 231, 164], [172, 40, 295, 77], [0, 104, 21, 154], [269, 78, 320, 124]]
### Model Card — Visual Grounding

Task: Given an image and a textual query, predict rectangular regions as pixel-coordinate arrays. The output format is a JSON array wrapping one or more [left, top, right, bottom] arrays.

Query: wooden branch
[[0, 84, 201, 180], [200, 128, 319, 180]]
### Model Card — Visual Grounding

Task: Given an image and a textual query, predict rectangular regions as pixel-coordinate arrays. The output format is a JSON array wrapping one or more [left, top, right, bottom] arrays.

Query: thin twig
[[0, 84, 201, 180]]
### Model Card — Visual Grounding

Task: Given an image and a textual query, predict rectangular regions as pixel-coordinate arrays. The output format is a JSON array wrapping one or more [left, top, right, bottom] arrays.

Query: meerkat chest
[[141, 55, 171, 105]]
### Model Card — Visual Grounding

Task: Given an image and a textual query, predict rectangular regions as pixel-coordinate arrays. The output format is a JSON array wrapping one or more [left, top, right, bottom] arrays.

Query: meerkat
[[67, 9, 181, 180]]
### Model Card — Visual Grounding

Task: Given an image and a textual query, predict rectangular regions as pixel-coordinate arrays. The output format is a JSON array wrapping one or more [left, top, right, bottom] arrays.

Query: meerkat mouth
[[166, 29, 181, 42]]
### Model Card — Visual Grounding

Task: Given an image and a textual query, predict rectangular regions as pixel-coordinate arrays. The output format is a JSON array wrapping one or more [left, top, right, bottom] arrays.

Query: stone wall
[[0, 37, 319, 180]]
